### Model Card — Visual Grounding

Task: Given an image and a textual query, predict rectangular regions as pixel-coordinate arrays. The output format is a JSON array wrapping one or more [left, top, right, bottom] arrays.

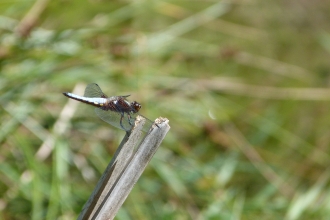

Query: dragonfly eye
[[131, 101, 141, 113]]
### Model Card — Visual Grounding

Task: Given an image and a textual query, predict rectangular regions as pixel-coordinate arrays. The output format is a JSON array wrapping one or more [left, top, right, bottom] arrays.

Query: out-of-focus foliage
[[1, 0, 330, 219]]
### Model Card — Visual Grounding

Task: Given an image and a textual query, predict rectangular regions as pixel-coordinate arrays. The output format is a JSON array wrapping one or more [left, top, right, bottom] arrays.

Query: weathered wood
[[77, 116, 170, 220]]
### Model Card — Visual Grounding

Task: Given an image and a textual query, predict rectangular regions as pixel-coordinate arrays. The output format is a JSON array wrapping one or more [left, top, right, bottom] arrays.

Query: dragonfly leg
[[119, 113, 126, 130], [127, 113, 133, 126]]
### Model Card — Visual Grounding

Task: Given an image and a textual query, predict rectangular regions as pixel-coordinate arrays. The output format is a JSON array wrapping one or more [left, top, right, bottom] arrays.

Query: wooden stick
[[77, 116, 170, 220]]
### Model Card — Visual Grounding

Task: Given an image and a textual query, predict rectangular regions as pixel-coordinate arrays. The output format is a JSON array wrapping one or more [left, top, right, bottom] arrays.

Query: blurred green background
[[1, 0, 330, 219]]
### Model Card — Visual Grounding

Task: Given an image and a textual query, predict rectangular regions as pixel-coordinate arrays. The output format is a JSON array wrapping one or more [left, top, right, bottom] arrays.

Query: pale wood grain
[[78, 116, 170, 220]]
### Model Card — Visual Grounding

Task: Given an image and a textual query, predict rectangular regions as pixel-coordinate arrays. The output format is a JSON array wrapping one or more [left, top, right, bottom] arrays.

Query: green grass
[[1, 0, 330, 219]]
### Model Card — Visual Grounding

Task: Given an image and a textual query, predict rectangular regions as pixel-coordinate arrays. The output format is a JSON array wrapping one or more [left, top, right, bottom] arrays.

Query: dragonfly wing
[[94, 108, 134, 131], [138, 114, 155, 132], [84, 83, 108, 98]]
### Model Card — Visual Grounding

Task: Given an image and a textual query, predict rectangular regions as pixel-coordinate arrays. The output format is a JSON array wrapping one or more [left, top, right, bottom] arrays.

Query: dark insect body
[[63, 83, 155, 132]]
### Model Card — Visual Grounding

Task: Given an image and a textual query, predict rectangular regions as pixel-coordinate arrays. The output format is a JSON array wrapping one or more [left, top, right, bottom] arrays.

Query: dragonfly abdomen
[[63, 93, 107, 107]]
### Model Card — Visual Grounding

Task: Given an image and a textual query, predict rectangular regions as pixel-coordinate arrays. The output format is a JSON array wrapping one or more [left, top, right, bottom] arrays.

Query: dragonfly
[[63, 83, 156, 132]]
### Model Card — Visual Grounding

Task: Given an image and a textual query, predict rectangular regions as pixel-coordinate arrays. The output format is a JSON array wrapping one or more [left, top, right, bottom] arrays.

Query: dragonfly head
[[131, 101, 141, 113]]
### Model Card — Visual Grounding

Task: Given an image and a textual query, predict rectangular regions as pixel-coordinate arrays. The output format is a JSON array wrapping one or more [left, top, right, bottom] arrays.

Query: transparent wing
[[84, 83, 107, 98], [95, 108, 133, 131], [94, 108, 154, 132], [138, 114, 155, 133]]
